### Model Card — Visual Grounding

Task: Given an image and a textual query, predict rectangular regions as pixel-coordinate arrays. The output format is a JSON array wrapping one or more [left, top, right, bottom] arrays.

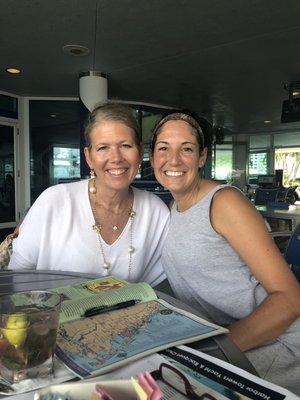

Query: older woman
[[9, 103, 169, 286], [150, 110, 300, 394]]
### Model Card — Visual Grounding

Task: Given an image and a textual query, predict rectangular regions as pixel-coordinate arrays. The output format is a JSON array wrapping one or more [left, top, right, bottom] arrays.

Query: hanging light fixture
[[79, 1, 107, 112], [79, 71, 107, 112]]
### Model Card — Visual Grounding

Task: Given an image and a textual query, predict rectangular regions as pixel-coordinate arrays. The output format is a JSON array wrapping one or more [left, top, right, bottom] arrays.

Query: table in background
[[256, 204, 300, 230], [0, 270, 257, 399]]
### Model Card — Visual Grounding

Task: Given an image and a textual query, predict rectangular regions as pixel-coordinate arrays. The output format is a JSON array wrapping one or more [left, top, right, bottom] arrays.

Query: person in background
[[9, 103, 169, 286], [150, 110, 300, 394]]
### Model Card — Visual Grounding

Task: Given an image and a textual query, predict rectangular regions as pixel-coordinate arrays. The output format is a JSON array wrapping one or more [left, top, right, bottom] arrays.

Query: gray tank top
[[163, 185, 300, 391], [162, 185, 268, 325]]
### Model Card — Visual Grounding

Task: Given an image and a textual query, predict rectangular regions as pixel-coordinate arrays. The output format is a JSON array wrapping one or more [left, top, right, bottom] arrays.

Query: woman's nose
[[110, 146, 123, 162], [168, 150, 181, 165]]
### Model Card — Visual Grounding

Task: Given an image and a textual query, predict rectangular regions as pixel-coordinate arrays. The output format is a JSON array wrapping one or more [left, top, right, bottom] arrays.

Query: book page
[[51, 276, 157, 323]]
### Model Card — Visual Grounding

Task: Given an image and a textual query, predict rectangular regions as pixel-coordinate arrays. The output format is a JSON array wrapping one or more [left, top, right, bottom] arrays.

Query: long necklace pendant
[[103, 261, 110, 276], [128, 246, 134, 253]]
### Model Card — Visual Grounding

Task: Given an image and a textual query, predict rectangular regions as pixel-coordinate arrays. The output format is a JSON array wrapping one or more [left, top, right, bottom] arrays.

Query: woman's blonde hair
[[84, 102, 141, 148]]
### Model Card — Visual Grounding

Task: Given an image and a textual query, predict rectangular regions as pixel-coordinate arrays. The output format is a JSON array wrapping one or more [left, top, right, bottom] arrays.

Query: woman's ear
[[84, 147, 93, 170], [138, 143, 144, 163], [150, 153, 154, 168], [198, 147, 208, 168]]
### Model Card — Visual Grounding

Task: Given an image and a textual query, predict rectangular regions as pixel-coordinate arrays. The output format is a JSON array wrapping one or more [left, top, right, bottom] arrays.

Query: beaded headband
[[151, 112, 205, 150]]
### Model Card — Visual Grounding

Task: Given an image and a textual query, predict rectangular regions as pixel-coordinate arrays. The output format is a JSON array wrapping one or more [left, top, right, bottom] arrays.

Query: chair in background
[[277, 186, 298, 205], [254, 187, 280, 205], [271, 224, 300, 280], [132, 180, 173, 206]]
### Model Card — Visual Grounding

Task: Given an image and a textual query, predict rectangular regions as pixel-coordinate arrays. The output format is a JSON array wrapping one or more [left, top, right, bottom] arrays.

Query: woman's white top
[[9, 180, 170, 286]]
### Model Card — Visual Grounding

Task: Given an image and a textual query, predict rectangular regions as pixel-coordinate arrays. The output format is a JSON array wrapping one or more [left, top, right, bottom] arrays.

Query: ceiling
[[1, 0, 300, 135]]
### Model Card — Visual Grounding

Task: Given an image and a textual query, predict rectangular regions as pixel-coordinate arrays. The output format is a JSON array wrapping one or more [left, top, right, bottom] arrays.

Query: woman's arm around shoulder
[[211, 187, 300, 351], [8, 184, 67, 270]]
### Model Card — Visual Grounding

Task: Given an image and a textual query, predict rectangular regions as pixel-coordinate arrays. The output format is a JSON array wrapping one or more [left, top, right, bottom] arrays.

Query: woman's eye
[[121, 143, 133, 149], [182, 147, 193, 153], [97, 146, 108, 152], [156, 146, 167, 152]]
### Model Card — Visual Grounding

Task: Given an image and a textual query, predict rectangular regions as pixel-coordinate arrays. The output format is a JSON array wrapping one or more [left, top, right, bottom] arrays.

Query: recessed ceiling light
[[62, 44, 90, 56], [264, 120, 271, 124], [6, 68, 21, 74], [50, 114, 57, 118]]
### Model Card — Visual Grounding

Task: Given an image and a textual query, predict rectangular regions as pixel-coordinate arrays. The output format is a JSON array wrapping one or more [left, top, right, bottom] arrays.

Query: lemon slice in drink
[[2, 313, 28, 348]]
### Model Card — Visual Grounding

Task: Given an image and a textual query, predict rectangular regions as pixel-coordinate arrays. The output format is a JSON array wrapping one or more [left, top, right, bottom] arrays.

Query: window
[[274, 132, 300, 147], [249, 134, 271, 149], [0, 93, 18, 119], [29, 100, 80, 203], [275, 147, 300, 186], [249, 152, 268, 176], [0, 125, 16, 223], [136, 105, 164, 180], [212, 142, 233, 181], [53, 147, 80, 183], [248, 134, 270, 183]]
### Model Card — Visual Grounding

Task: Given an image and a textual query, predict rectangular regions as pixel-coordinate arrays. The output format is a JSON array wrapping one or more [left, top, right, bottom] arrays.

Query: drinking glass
[[0, 290, 61, 383]]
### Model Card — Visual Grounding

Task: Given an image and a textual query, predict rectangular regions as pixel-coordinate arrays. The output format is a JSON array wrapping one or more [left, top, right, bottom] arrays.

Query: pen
[[84, 299, 140, 317]]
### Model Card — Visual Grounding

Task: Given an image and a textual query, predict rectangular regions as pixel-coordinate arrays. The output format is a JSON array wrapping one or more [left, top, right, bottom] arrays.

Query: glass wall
[[248, 134, 271, 183], [53, 147, 80, 182], [249, 152, 268, 176], [0, 124, 15, 223], [28, 101, 221, 202], [275, 147, 300, 187], [247, 132, 300, 187], [140, 107, 163, 180], [0, 93, 18, 119], [212, 140, 233, 182], [28, 100, 168, 202], [29, 100, 80, 202]]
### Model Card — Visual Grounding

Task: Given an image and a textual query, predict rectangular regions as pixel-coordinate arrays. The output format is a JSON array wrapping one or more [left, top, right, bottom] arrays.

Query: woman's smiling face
[[151, 120, 207, 196], [84, 120, 143, 193]]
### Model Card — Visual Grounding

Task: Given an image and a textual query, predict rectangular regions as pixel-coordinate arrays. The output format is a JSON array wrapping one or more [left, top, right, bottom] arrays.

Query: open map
[[55, 299, 227, 378]]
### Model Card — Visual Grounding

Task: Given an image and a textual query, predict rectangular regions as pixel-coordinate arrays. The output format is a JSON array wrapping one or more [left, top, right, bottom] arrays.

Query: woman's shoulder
[[32, 180, 87, 209], [211, 184, 257, 224], [212, 184, 248, 204], [40, 179, 87, 197]]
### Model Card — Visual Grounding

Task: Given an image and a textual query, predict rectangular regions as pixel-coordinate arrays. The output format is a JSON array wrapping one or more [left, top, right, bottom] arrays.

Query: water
[[0, 305, 59, 383]]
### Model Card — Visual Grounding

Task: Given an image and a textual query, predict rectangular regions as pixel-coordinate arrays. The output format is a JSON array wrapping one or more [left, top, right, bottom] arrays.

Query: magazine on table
[[51, 275, 158, 324], [51, 276, 228, 379], [91, 345, 299, 400]]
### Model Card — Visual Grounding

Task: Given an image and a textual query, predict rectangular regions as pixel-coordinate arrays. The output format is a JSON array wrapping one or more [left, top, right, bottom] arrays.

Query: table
[[256, 204, 300, 230], [0, 270, 257, 399]]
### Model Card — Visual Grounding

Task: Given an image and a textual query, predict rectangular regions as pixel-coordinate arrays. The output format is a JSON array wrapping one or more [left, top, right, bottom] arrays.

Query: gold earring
[[90, 169, 96, 179]]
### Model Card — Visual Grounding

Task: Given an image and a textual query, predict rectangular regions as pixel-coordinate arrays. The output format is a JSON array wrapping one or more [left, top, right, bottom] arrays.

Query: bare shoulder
[[211, 186, 264, 233], [212, 186, 255, 212]]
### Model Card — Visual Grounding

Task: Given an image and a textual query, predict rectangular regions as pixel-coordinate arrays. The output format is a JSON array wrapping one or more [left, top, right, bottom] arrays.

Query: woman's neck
[[174, 178, 203, 212], [174, 178, 217, 212], [90, 179, 132, 214]]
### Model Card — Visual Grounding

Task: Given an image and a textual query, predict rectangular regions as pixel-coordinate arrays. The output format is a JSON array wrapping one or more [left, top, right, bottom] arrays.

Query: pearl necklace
[[90, 195, 136, 278]]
